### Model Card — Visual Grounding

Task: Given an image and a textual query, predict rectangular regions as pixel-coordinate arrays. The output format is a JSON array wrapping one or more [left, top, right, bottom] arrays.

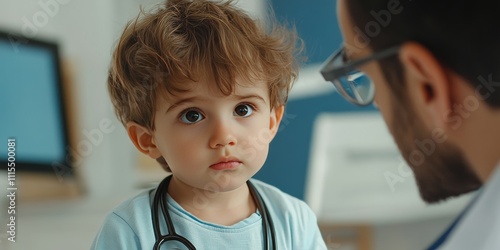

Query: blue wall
[[270, 0, 343, 64]]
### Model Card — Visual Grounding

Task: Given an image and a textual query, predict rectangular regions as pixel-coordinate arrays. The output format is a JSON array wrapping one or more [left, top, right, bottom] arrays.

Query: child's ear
[[269, 105, 285, 138], [126, 122, 162, 159]]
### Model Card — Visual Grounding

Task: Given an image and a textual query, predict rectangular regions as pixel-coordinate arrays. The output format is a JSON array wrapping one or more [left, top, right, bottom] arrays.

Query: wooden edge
[[17, 172, 82, 201], [319, 223, 373, 250]]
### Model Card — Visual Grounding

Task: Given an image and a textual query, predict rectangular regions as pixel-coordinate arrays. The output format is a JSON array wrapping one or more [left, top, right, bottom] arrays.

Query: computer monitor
[[0, 30, 72, 175]]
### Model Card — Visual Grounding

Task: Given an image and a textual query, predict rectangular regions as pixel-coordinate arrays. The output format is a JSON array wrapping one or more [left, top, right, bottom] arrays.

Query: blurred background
[[0, 0, 473, 249]]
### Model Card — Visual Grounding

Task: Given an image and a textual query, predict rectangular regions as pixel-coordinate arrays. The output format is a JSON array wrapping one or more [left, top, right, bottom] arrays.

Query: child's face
[[149, 76, 283, 193]]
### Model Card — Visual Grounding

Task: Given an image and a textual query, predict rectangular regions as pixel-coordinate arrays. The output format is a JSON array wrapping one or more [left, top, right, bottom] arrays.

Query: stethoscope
[[152, 175, 276, 250]]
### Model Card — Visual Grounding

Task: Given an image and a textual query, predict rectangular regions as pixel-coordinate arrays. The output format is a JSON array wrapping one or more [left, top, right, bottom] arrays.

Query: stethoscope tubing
[[152, 175, 276, 250], [248, 180, 276, 250], [152, 176, 196, 250]]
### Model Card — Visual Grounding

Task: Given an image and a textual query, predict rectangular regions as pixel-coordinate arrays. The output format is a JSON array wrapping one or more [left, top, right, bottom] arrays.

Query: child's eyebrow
[[165, 96, 199, 113], [165, 94, 266, 114], [233, 94, 267, 104]]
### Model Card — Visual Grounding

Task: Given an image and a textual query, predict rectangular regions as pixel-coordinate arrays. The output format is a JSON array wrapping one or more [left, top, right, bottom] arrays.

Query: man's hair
[[346, 0, 500, 107], [109, 0, 301, 131]]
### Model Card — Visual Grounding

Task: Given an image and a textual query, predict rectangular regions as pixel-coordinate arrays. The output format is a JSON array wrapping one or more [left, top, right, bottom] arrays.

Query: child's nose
[[209, 121, 237, 148]]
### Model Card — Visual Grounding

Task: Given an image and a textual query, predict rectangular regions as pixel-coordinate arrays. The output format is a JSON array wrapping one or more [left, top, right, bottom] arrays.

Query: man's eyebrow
[[165, 96, 198, 113], [233, 94, 267, 104]]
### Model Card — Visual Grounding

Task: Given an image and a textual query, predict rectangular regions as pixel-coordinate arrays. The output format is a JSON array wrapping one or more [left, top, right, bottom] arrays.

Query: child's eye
[[234, 104, 254, 117], [180, 109, 204, 124]]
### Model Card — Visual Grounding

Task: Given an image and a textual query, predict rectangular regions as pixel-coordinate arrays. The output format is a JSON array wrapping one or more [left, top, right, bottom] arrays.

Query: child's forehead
[[157, 74, 269, 102]]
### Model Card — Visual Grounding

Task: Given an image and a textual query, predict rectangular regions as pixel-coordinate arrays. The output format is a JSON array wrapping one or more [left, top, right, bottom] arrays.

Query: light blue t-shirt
[[92, 179, 327, 249]]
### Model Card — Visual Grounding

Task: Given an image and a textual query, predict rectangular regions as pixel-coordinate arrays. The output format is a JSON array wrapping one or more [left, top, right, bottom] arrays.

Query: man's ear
[[399, 42, 453, 128], [126, 122, 162, 159], [269, 105, 285, 140]]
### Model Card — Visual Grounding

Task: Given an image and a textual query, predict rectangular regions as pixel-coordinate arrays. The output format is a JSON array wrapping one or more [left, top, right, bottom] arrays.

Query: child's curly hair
[[108, 0, 302, 171]]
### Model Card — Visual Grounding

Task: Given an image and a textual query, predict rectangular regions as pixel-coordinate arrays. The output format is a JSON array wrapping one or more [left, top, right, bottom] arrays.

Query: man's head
[[108, 0, 300, 172], [322, 0, 500, 203]]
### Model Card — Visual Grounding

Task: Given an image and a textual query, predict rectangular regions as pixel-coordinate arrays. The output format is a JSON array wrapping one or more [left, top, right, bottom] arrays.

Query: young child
[[92, 0, 327, 249]]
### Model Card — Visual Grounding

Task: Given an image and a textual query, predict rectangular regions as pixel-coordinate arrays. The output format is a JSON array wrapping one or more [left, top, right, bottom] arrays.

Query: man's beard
[[389, 97, 482, 203]]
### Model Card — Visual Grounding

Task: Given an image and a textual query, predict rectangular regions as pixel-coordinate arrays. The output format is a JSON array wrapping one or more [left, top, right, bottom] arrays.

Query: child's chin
[[205, 176, 248, 192]]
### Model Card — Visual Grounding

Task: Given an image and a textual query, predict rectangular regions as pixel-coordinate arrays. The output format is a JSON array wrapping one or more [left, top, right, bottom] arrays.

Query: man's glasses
[[320, 46, 400, 106]]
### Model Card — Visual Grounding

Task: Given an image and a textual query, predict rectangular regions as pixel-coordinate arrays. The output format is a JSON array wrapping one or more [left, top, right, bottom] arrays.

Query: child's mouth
[[209, 161, 241, 170]]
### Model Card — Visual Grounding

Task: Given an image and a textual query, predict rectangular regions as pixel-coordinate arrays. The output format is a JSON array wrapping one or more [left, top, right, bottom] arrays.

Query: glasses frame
[[320, 45, 400, 105]]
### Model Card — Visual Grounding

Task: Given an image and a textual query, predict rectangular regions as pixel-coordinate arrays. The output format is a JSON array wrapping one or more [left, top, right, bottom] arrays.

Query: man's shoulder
[[441, 166, 500, 250]]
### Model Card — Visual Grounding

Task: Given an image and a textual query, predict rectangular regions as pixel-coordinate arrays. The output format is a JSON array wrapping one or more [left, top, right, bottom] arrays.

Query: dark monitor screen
[[0, 31, 72, 174]]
